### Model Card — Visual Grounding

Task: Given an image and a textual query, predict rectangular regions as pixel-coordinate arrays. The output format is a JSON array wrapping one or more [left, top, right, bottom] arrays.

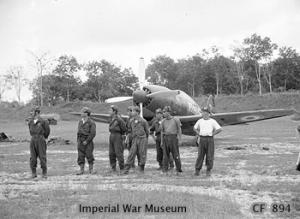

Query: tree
[[262, 62, 274, 93], [175, 55, 205, 96], [232, 45, 249, 95], [272, 46, 300, 90], [53, 55, 81, 102], [242, 33, 278, 95], [28, 51, 53, 106], [5, 65, 28, 103], [0, 75, 10, 103], [145, 55, 178, 88], [84, 60, 138, 102]]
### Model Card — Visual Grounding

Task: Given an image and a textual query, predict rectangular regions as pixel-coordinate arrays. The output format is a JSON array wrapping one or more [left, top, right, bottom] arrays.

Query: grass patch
[[0, 189, 242, 219]]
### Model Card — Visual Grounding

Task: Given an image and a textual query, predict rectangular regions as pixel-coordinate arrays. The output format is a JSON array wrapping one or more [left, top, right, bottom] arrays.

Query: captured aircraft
[[71, 84, 295, 136], [71, 57, 297, 136]]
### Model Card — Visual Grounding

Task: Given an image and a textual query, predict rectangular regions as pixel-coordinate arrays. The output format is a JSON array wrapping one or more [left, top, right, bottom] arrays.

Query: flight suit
[[124, 116, 149, 173], [150, 118, 174, 169], [109, 115, 126, 170], [28, 118, 50, 175], [125, 117, 136, 167], [161, 117, 182, 173], [77, 118, 96, 166], [125, 117, 133, 150]]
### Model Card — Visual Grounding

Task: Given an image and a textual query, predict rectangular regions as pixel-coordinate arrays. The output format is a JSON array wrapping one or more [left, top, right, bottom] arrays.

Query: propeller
[[137, 57, 146, 117], [104, 96, 132, 103]]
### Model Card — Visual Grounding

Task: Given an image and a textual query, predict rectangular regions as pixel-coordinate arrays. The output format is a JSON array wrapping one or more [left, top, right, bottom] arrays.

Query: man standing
[[109, 105, 127, 172], [150, 108, 174, 170], [125, 106, 135, 168], [161, 106, 183, 175], [123, 106, 149, 174], [193, 107, 222, 177], [77, 107, 96, 175], [28, 107, 50, 178]]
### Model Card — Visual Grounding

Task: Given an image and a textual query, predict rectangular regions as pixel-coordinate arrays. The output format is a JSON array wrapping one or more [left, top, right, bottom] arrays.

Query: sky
[[0, 0, 300, 103]]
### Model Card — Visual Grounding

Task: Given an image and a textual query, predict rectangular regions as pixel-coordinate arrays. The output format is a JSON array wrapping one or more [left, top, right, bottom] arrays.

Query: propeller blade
[[104, 96, 133, 103], [138, 57, 146, 89], [139, 102, 143, 118]]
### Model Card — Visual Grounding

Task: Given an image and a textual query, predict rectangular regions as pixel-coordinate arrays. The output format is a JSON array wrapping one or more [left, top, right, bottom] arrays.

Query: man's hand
[[178, 138, 182, 146]]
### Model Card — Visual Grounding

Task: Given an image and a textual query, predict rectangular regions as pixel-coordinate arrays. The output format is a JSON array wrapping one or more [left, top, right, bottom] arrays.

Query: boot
[[206, 170, 211, 177], [194, 170, 200, 176], [122, 165, 130, 175], [76, 164, 84, 175], [157, 165, 162, 171], [89, 164, 96, 174], [139, 165, 145, 173], [31, 168, 37, 178], [42, 168, 47, 179]]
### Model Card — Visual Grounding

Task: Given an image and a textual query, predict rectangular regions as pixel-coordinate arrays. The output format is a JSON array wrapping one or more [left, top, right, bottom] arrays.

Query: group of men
[[27, 105, 223, 178]]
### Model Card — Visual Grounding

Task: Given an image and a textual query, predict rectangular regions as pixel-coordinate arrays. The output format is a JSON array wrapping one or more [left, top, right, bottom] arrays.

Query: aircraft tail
[[206, 94, 215, 113]]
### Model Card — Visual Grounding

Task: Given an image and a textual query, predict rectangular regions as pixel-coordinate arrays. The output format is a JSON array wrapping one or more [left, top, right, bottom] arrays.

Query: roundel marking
[[239, 115, 262, 122]]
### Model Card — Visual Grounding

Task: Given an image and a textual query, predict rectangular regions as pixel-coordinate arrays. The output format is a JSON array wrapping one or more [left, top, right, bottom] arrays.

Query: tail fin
[[206, 94, 215, 114]]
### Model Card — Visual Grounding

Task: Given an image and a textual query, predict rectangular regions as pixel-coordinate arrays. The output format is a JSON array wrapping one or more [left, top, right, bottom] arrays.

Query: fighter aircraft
[[71, 84, 295, 136]]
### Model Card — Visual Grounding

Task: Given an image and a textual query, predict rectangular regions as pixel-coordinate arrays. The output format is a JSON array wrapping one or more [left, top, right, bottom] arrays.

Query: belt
[[31, 134, 44, 137], [110, 131, 122, 134], [199, 135, 213, 138], [163, 134, 177, 136]]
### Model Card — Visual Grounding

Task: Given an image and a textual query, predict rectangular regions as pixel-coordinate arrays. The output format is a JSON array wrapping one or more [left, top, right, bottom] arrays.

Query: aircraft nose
[[133, 90, 148, 104]]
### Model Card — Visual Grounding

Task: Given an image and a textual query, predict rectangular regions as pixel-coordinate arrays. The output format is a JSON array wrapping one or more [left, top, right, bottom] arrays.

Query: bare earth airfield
[[0, 109, 300, 218]]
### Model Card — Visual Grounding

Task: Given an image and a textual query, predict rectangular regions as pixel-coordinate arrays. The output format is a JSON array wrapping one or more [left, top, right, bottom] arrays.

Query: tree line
[[1, 33, 300, 105], [146, 34, 300, 97]]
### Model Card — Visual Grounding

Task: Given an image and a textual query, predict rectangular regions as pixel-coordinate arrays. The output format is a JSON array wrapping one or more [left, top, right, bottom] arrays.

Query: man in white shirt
[[193, 107, 222, 176]]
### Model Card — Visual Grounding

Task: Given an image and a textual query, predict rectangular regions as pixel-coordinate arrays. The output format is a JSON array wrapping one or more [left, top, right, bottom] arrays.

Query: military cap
[[111, 105, 118, 113], [201, 107, 210, 113], [81, 107, 91, 114], [132, 106, 140, 113], [127, 106, 134, 111], [155, 108, 163, 114], [163, 106, 172, 112]]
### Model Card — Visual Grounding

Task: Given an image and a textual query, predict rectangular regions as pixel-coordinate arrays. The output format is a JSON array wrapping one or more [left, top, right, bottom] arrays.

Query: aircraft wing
[[177, 109, 295, 136], [70, 112, 129, 123]]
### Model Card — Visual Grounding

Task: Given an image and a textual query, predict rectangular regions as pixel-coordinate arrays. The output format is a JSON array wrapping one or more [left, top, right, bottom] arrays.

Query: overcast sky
[[0, 0, 299, 102]]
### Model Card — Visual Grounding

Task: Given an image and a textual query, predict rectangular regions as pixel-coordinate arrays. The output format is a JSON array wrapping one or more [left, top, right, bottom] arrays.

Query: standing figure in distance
[[28, 106, 50, 179], [125, 106, 136, 168], [161, 106, 183, 175], [109, 105, 127, 173], [193, 107, 222, 177], [76, 107, 96, 175], [150, 108, 174, 170], [123, 106, 149, 174]]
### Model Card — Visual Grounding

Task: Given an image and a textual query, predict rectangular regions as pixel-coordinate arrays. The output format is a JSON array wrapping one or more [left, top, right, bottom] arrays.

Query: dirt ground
[[0, 116, 300, 219]]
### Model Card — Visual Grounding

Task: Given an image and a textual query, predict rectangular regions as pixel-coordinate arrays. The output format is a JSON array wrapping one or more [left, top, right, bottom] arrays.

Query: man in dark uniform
[[125, 106, 135, 168], [109, 105, 127, 172], [161, 106, 183, 175], [28, 106, 50, 178], [123, 106, 149, 174], [150, 108, 174, 170], [77, 107, 96, 175]]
